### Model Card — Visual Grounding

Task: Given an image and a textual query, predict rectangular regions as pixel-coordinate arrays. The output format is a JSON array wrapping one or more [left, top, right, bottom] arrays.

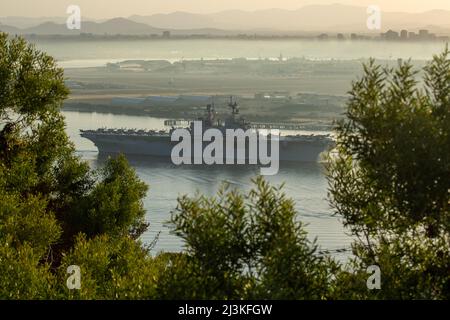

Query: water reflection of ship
[[80, 97, 334, 162]]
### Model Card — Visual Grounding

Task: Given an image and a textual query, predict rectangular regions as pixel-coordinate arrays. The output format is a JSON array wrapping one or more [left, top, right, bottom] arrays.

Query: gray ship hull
[[81, 132, 332, 162]]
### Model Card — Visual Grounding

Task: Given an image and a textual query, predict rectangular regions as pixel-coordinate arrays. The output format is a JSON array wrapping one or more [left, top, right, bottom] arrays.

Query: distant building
[[417, 30, 437, 40], [111, 97, 146, 107], [176, 95, 212, 104], [374, 29, 444, 42], [382, 29, 399, 40], [162, 31, 171, 38], [255, 91, 290, 100], [408, 32, 417, 40], [337, 33, 345, 40], [106, 62, 120, 70], [145, 96, 178, 105], [80, 33, 94, 38], [254, 93, 266, 100], [317, 33, 329, 40], [400, 30, 408, 40], [272, 91, 290, 99], [418, 29, 429, 38]]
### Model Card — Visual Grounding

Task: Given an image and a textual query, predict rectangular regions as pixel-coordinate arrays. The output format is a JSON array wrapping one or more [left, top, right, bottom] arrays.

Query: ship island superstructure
[[80, 98, 334, 162]]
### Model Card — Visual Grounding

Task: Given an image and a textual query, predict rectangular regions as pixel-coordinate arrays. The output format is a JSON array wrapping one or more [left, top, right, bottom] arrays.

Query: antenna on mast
[[228, 96, 239, 115]]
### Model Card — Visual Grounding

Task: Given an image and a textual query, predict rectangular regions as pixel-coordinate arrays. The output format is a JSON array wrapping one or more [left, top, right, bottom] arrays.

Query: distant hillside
[[0, 23, 21, 34], [1, 4, 450, 36], [0, 18, 164, 35], [130, 12, 215, 30], [0, 16, 69, 28], [128, 4, 450, 34]]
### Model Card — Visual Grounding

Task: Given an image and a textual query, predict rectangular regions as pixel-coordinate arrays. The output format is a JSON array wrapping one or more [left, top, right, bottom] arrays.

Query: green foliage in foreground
[[327, 47, 450, 299], [162, 178, 338, 299], [0, 33, 152, 298], [0, 33, 449, 299]]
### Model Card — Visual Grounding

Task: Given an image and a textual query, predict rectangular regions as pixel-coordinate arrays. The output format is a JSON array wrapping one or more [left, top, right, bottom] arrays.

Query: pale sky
[[1, 0, 450, 18]]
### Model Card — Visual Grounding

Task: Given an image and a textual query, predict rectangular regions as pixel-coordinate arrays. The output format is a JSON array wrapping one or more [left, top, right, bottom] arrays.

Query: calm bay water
[[64, 111, 353, 259], [49, 38, 390, 259], [30, 39, 448, 68]]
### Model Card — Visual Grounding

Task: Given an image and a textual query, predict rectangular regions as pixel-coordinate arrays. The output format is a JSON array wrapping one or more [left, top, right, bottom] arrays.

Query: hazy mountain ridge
[[0, 18, 164, 35], [1, 4, 450, 35], [126, 4, 450, 32]]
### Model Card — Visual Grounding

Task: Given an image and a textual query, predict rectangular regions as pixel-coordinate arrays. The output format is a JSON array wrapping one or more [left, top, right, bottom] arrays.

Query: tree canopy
[[0, 33, 448, 299], [327, 47, 450, 299], [0, 33, 151, 298]]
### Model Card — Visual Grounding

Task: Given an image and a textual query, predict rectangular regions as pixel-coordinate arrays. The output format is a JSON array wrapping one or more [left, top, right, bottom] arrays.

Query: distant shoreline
[[62, 102, 335, 132], [8, 33, 448, 43]]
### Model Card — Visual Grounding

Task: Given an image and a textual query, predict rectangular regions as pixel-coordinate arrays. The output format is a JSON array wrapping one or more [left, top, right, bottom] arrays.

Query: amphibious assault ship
[[80, 98, 334, 162]]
